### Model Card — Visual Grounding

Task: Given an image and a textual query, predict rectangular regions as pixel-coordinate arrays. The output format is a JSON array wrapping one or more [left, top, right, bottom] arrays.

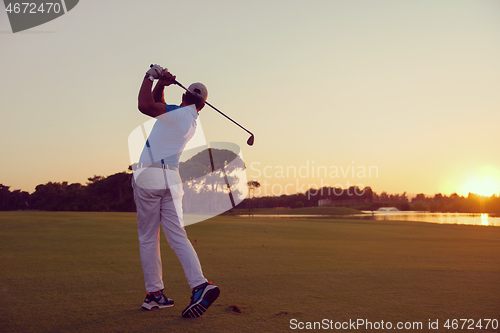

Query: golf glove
[[146, 64, 163, 79]]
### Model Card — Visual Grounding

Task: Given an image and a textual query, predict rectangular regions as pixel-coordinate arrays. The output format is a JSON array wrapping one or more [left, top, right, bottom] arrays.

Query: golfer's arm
[[153, 82, 166, 104], [138, 78, 167, 118]]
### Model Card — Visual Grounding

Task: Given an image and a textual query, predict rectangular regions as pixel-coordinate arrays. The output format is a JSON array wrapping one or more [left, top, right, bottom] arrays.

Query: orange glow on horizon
[[460, 175, 499, 197]]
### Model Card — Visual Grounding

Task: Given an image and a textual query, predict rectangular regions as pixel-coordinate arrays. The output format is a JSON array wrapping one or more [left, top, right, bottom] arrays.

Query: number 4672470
[[5, 3, 61, 14]]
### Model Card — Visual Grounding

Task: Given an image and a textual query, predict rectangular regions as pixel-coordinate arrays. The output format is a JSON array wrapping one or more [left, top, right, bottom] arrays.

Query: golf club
[[150, 65, 255, 146]]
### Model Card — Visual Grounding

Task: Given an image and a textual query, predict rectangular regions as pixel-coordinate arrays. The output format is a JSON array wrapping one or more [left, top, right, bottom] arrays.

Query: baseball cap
[[188, 83, 208, 101]]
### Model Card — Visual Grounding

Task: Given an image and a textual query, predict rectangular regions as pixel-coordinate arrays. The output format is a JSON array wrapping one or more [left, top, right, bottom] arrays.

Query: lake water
[[237, 212, 500, 227], [361, 211, 500, 227]]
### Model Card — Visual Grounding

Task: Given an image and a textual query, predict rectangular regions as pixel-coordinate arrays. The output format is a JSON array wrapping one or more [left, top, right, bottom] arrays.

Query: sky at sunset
[[1, 0, 499, 197]]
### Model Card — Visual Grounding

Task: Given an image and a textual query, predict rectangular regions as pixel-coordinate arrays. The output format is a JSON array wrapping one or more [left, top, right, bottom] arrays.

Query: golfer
[[132, 64, 219, 318]]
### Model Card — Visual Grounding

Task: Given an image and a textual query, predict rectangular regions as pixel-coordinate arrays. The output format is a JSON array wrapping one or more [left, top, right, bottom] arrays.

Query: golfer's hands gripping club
[[146, 64, 163, 80], [149, 64, 176, 86]]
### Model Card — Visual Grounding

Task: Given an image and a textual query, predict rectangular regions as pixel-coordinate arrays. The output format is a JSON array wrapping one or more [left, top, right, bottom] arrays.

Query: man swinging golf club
[[133, 64, 220, 318]]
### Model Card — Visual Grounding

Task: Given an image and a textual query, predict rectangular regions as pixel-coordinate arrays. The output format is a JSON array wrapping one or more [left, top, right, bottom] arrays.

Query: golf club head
[[247, 135, 254, 146]]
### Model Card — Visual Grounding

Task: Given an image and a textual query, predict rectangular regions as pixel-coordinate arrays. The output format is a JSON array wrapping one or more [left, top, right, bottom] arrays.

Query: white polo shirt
[[138, 104, 198, 168]]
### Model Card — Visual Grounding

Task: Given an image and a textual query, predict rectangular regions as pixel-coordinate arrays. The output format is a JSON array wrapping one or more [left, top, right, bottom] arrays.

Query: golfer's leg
[[133, 180, 164, 292], [160, 192, 207, 289]]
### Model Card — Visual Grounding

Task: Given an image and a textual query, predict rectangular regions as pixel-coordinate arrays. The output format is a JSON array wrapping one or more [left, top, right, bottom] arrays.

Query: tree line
[[0, 172, 135, 212], [2, 175, 500, 215], [239, 185, 500, 215]]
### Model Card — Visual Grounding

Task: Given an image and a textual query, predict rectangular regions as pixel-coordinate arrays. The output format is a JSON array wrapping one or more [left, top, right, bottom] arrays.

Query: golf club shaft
[[174, 80, 254, 138]]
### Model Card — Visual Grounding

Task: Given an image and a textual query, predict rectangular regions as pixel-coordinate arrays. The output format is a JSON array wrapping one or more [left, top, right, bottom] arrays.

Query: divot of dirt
[[227, 304, 247, 313], [275, 311, 289, 316], [275, 311, 302, 316], [230, 305, 242, 313]]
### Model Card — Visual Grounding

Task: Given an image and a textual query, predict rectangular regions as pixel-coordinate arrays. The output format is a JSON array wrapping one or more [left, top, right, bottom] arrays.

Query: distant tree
[[10, 189, 30, 210], [412, 193, 426, 202], [362, 186, 374, 200], [398, 202, 411, 211], [247, 181, 260, 211], [0, 184, 11, 210], [87, 175, 103, 184], [86, 172, 134, 212]]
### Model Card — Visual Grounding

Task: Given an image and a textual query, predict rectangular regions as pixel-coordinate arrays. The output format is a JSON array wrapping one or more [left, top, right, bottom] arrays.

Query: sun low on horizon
[[459, 174, 500, 197]]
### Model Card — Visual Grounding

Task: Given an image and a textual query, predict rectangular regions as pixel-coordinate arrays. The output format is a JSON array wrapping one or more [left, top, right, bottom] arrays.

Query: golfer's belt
[[130, 163, 178, 171]]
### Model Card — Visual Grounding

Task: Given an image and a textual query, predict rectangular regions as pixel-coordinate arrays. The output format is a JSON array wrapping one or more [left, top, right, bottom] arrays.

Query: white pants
[[132, 168, 207, 292]]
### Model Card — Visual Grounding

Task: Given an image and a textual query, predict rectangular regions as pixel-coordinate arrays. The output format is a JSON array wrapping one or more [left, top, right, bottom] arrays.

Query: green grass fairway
[[1, 212, 499, 332]]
